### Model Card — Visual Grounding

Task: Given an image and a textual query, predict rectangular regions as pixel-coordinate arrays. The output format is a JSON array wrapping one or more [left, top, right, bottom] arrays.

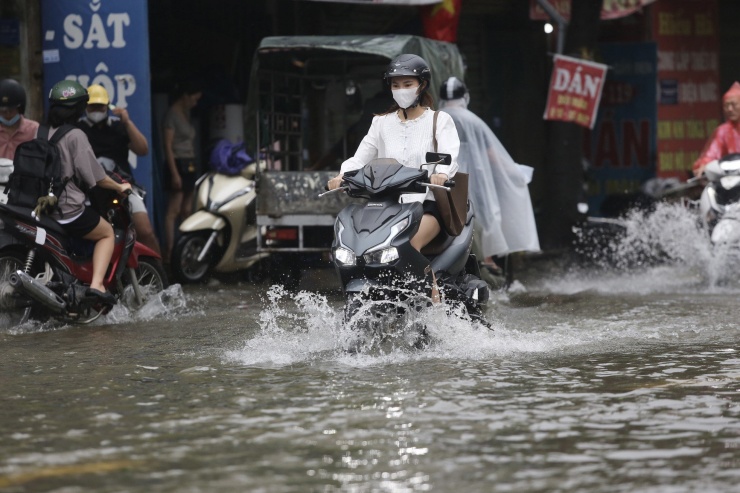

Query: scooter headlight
[[363, 247, 399, 265], [362, 217, 410, 264], [334, 247, 356, 266]]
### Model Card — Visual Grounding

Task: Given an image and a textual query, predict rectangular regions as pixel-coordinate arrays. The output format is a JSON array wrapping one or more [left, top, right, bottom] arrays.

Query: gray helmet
[[384, 54, 431, 85], [0, 79, 27, 114], [439, 77, 467, 101], [48, 79, 89, 107]]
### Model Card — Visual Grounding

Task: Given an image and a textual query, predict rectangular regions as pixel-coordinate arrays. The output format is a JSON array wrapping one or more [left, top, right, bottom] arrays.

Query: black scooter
[[322, 156, 489, 351]]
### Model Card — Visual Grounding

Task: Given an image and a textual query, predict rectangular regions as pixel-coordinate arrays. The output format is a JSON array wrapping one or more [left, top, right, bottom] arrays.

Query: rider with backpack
[[45, 80, 131, 303]]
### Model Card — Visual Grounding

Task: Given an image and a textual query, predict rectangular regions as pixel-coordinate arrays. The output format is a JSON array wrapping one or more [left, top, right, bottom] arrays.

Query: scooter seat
[[0, 202, 68, 237]]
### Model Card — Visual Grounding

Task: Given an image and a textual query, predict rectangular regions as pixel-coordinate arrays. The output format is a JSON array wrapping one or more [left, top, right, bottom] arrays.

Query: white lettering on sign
[[63, 9, 130, 49], [553, 66, 602, 99], [72, 63, 136, 108], [42, 49, 60, 64]]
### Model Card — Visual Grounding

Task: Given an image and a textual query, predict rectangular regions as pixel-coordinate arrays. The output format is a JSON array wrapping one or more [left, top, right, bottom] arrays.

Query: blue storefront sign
[[0, 19, 20, 46], [40, 0, 153, 213], [586, 42, 658, 216]]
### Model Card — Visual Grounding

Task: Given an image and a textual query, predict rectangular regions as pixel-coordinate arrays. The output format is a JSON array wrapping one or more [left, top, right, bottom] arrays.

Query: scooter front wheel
[[172, 231, 216, 284]]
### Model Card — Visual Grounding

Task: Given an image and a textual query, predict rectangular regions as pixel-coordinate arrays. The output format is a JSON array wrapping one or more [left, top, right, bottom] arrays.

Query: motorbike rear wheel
[[171, 231, 215, 283]]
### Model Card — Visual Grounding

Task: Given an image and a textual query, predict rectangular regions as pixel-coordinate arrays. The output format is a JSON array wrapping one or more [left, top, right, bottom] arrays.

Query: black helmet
[[384, 54, 431, 85], [48, 80, 89, 107], [439, 77, 467, 101], [0, 79, 27, 114]]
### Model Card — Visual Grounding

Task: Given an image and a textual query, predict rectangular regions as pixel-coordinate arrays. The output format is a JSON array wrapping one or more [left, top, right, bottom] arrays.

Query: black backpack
[[6, 124, 74, 211]]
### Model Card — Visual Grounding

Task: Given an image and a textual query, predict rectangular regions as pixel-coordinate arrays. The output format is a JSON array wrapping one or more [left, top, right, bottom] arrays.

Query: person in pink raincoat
[[693, 82, 740, 177]]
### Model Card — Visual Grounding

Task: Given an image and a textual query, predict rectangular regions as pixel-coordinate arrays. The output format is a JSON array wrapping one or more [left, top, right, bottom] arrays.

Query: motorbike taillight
[[265, 228, 298, 241]]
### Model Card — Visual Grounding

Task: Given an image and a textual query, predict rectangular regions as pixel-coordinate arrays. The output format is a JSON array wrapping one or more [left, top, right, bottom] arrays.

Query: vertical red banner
[[543, 55, 608, 129], [653, 0, 720, 179], [420, 0, 462, 43]]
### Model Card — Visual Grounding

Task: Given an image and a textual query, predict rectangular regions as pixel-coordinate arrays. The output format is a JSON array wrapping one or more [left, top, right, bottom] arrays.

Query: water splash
[[570, 202, 740, 293], [103, 283, 192, 323], [224, 284, 616, 367], [1, 284, 192, 334]]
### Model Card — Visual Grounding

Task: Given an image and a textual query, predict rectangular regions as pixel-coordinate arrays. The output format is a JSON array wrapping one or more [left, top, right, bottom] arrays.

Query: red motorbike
[[0, 188, 168, 326]]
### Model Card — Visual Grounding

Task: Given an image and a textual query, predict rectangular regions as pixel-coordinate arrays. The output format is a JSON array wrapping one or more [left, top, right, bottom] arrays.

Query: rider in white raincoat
[[439, 77, 540, 260]]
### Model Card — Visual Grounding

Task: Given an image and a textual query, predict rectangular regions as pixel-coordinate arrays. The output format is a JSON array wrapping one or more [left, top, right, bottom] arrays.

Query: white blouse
[[340, 108, 460, 202]]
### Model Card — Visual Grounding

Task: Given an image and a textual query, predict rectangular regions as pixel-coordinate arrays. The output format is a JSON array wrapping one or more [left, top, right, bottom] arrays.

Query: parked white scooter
[[699, 153, 740, 246], [171, 162, 268, 283], [0, 158, 12, 204]]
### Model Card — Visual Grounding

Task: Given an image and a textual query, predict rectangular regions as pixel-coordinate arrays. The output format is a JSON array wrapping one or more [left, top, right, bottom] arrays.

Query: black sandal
[[86, 288, 116, 305]]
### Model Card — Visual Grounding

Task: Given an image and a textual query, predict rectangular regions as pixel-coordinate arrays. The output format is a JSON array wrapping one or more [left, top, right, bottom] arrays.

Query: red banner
[[653, 0, 720, 179], [530, 0, 657, 21], [420, 0, 462, 43], [544, 55, 608, 129]]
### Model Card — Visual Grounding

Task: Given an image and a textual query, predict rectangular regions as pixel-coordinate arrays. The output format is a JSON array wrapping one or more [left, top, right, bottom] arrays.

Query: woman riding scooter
[[327, 54, 460, 252]]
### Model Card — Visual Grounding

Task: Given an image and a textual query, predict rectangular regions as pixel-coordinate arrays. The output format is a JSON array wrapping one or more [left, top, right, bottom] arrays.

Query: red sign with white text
[[653, 0, 720, 179], [544, 55, 608, 129]]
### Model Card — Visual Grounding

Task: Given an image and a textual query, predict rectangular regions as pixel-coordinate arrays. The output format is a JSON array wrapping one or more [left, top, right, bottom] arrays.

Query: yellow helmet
[[87, 84, 110, 105]]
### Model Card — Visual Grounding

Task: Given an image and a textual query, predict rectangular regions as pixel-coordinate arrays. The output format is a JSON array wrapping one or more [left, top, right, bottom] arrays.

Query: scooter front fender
[[344, 278, 380, 294], [126, 241, 162, 268], [179, 211, 227, 233]]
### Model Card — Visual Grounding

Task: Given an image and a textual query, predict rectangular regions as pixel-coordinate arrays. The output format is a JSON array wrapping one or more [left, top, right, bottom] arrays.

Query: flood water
[[1, 203, 739, 493]]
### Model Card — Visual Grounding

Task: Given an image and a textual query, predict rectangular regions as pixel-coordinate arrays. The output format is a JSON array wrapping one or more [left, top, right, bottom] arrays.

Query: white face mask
[[86, 110, 107, 124], [392, 87, 419, 109]]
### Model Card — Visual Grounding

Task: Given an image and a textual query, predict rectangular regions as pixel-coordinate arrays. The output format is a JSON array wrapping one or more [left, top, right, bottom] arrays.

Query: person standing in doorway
[[162, 81, 202, 263]]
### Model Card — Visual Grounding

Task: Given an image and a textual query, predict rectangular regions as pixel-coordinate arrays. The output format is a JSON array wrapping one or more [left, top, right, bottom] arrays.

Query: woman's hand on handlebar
[[430, 173, 449, 186], [118, 182, 133, 196], [328, 174, 344, 190]]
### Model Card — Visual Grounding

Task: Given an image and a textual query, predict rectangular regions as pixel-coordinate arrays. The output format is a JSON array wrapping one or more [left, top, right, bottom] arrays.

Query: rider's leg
[[83, 217, 115, 293], [410, 213, 441, 252], [129, 193, 162, 256], [164, 191, 184, 262], [180, 190, 194, 220], [133, 212, 162, 256]]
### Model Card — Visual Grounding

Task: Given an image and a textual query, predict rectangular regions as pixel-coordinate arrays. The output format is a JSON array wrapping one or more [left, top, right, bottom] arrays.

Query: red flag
[[544, 55, 608, 129], [420, 0, 462, 43]]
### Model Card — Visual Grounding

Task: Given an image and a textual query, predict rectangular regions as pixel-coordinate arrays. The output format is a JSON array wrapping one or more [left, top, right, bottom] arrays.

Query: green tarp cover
[[245, 34, 465, 156]]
